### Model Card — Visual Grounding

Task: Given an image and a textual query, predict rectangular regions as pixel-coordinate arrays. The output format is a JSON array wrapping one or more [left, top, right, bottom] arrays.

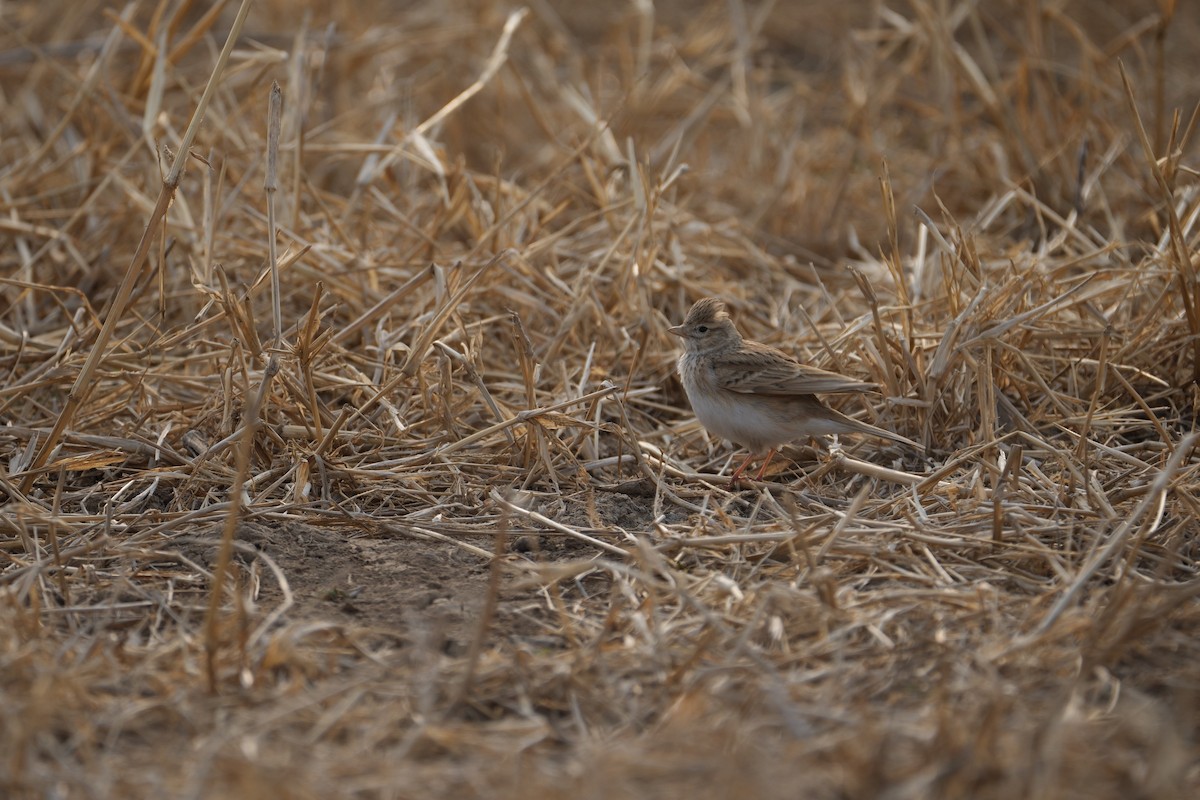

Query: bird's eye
[[697, 325, 709, 333]]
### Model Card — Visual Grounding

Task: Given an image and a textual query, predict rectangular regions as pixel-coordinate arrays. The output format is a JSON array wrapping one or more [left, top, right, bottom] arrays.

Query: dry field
[[3, 0, 1200, 797]]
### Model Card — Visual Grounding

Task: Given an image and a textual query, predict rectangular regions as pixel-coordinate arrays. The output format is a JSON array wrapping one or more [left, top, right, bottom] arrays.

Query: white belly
[[685, 382, 790, 454]]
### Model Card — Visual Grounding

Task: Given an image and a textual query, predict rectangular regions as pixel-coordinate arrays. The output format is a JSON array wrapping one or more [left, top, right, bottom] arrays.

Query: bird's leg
[[728, 451, 758, 487], [752, 448, 777, 481]]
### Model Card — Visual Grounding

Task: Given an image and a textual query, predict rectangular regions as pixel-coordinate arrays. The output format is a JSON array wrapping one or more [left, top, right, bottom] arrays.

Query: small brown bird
[[668, 297, 917, 484]]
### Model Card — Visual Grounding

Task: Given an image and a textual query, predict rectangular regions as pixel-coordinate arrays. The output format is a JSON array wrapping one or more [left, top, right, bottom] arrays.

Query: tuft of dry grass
[[2, 1, 1199, 797]]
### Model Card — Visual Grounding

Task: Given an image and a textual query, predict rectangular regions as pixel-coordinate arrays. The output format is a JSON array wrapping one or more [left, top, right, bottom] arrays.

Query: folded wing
[[718, 347, 877, 396]]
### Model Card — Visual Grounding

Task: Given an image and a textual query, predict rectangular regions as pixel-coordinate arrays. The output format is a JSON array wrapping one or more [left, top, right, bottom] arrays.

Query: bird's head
[[668, 297, 740, 353]]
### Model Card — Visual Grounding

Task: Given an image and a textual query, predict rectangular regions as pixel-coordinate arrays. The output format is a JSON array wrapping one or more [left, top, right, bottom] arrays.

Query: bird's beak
[[667, 325, 684, 337]]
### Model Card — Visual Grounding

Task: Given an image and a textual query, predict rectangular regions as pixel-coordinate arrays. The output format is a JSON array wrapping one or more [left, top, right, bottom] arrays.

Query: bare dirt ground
[[3, 1, 1200, 798]]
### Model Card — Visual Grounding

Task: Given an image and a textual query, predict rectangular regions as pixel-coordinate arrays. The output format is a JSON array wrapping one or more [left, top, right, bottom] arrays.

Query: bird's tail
[[833, 409, 922, 451]]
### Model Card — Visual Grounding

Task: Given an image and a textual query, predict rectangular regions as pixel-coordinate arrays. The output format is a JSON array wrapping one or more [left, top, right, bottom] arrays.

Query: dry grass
[[2, 0, 1200, 797]]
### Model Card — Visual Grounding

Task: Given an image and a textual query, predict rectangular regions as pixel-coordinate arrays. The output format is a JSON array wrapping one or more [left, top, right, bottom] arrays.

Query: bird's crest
[[684, 297, 729, 326]]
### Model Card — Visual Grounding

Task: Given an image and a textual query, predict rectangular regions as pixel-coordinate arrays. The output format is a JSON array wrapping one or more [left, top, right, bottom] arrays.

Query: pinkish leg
[[753, 449, 777, 481], [728, 451, 758, 487]]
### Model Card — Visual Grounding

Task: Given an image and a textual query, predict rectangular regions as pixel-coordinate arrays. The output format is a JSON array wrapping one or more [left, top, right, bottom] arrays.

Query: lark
[[668, 297, 917, 484]]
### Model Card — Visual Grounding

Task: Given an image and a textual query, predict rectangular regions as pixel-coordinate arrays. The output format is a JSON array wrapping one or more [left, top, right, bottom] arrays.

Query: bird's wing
[[717, 347, 878, 396]]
